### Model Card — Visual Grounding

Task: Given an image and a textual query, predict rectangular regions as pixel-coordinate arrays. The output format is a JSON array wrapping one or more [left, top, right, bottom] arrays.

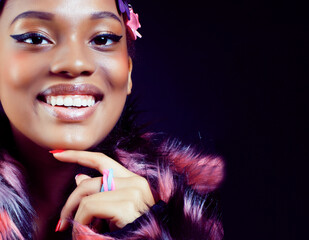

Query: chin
[[12, 122, 110, 151], [38, 136, 103, 151], [48, 143, 91, 151]]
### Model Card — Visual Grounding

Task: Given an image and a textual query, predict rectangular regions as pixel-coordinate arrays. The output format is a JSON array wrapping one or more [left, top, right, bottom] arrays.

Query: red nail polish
[[55, 219, 62, 232], [49, 150, 64, 154]]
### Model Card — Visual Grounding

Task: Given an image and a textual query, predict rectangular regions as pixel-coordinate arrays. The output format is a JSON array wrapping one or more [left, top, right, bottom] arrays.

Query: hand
[[52, 150, 155, 231]]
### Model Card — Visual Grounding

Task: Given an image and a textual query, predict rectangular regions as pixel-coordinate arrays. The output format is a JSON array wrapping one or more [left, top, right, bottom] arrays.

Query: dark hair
[[0, 0, 6, 15], [0, 0, 135, 56]]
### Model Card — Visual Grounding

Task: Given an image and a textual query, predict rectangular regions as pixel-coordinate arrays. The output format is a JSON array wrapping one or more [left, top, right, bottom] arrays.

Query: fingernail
[[49, 150, 64, 154], [75, 173, 82, 180], [55, 219, 62, 232]]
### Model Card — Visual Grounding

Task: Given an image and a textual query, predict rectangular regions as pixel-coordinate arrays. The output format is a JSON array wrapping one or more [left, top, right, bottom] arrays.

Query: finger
[[59, 177, 102, 231], [96, 176, 155, 207], [74, 192, 142, 229], [114, 176, 155, 206], [59, 175, 154, 231], [51, 150, 133, 177], [61, 176, 152, 230], [75, 174, 91, 186]]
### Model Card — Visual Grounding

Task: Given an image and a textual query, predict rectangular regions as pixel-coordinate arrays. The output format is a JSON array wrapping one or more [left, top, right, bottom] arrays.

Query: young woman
[[0, 0, 224, 239]]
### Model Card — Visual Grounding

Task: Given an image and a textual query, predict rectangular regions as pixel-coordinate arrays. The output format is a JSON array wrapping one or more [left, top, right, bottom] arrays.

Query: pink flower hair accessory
[[116, 0, 141, 40], [126, 7, 142, 40]]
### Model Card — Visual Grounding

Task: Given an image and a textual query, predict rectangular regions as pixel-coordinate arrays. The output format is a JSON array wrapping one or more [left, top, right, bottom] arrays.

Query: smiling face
[[0, 0, 132, 150]]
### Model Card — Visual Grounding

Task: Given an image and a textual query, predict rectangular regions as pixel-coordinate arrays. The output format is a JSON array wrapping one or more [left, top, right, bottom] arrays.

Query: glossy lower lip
[[39, 99, 100, 122]]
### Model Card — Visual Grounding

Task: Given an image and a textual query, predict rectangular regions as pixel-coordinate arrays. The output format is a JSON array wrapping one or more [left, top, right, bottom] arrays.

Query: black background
[[130, 1, 308, 239]]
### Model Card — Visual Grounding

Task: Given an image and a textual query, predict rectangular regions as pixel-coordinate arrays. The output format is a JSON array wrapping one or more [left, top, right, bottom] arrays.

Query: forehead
[[1, 0, 120, 21]]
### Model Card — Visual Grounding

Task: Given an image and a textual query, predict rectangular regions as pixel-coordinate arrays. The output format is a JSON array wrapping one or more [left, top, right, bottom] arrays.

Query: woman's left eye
[[90, 34, 122, 47], [10, 33, 52, 45]]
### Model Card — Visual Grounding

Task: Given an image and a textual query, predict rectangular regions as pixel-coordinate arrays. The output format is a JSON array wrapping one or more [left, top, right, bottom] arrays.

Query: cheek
[[0, 52, 32, 117], [98, 52, 130, 90], [0, 50, 47, 143], [0, 52, 46, 91]]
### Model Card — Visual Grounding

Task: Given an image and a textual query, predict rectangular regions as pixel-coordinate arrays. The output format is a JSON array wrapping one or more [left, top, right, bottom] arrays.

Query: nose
[[50, 39, 95, 78]]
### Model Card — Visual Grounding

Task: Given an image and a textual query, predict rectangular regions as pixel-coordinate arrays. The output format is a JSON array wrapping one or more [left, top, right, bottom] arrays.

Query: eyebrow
[[10, 10, 122, 26], [11, 11, 54, 25], [91, 11, 122, 24]]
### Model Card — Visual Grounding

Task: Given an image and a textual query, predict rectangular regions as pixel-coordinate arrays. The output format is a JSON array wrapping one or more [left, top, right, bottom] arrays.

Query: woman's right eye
[[10, 33, 52, 45]]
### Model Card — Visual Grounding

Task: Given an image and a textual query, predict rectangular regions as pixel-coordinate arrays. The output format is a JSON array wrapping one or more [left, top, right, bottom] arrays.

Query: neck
[[11, 127, 78, 238], [11, 127, 77, 200], [11, 126, 78, 238]]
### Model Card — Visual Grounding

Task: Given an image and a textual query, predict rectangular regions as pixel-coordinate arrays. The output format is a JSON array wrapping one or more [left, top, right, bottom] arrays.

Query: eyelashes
[[10, 32, 123, 48], [90, 34, 122, 46], [10, 33, 52, 45]]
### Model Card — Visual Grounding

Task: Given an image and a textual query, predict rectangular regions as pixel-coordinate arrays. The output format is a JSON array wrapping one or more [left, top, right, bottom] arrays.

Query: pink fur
[[0, 154, 25, 197], [73, 222, 115, 240], [183, 193, 204, 221], [157, 167, 174, 202], [0, 210, 24, 240], [116, 150, 158, 177], [73, 213, 165, 240], [165, 144, 225, 194], [204, 220, 224, 240], [124, 215, 164, 240]]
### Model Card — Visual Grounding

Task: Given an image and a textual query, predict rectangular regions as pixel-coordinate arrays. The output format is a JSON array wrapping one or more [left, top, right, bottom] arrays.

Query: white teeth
[[87, 98, 92, 106], [64, 96, 73, 106], [73, 98, 82, 107], [81, 99, 88, 107], [45, 95, 95, 107], [51, 97, 56, 106], [56, 96, 64, 106]]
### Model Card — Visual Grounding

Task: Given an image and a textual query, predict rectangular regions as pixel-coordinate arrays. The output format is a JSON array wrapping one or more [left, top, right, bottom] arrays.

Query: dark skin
[[0, 0, 153, 239]]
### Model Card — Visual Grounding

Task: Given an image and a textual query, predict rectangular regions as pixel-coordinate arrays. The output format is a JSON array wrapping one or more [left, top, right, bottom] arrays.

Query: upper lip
[[37, 84, 104, 102]]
